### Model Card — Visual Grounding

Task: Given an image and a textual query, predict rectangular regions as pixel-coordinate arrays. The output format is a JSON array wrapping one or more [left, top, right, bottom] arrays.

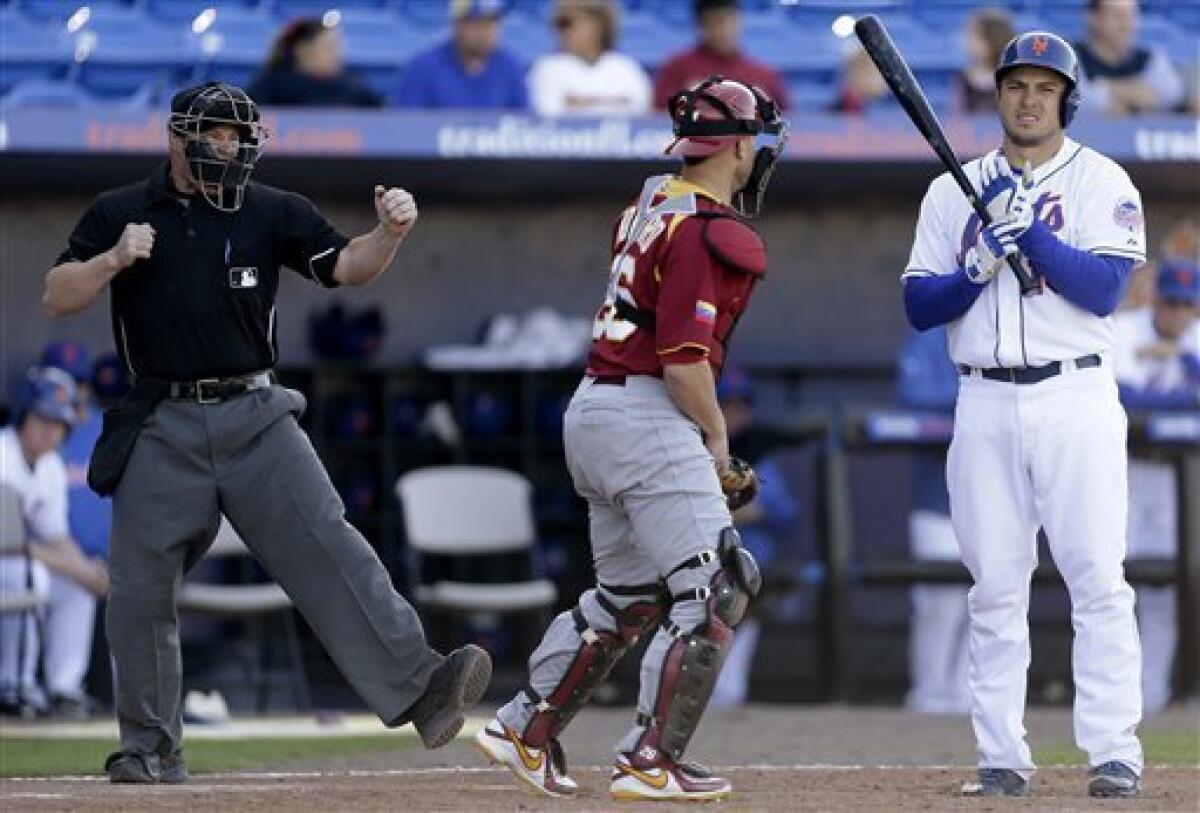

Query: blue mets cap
[[1157, 258, 1200, 305], [717, 365, 755, 404], [451, 0, 506, 20], [19, 366, 77, 428], [40, 340, 92, 383]]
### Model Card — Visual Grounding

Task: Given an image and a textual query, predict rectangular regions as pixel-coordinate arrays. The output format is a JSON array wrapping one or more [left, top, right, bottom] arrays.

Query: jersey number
[[592, 254, 638, 342]]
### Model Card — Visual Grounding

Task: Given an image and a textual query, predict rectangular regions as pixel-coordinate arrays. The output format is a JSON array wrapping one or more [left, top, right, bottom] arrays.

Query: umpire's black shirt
[[57, 163, 349, 381]]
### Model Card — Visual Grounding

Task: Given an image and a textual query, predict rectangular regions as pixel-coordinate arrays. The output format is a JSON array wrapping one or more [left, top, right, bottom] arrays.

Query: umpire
[[42, 82, 491, 783]]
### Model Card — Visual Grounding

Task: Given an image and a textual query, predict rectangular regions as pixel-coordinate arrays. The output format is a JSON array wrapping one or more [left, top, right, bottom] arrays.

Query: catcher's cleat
[[474, 718, 578, 798], [1087, 761, 1141, 799], [960, 768, 1029, 797], [610, 750, 731, 802]]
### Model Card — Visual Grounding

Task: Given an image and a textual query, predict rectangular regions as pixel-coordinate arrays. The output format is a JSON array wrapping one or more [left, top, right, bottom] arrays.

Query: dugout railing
[[825, 407, 1200, 705]]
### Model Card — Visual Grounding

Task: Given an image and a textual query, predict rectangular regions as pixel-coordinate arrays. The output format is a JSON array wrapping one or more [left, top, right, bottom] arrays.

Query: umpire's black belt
[[166, 372, 273, 403], [959, 354, 1101, 385]]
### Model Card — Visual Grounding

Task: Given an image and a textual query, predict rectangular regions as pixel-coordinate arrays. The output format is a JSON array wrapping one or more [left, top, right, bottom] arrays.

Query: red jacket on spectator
[[653, 45, 789, 111]]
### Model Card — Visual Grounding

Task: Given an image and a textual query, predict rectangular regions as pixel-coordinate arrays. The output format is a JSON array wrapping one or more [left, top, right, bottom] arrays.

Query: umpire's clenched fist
[[111, 223, 155, 270], [375, 185, 418, 238]]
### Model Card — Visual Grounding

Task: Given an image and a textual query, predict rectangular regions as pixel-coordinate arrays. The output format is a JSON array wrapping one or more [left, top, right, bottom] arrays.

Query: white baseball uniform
[[1112, 308, 1199, 712], [0, 426, 97, 706], [905, 137, 1146, 777]]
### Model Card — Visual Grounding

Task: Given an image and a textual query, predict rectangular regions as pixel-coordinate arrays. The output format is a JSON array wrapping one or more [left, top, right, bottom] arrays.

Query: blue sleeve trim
[[903, 268, 985, 331], [1015, 220, 1135, 317]]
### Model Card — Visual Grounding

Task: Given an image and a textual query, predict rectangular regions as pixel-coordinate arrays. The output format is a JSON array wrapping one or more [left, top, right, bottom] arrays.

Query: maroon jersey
[[587, 177, 766, 378]]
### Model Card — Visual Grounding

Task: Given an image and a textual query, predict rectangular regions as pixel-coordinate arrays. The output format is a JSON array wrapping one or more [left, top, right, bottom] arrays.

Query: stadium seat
[[0, 7, 73, 93], [268, 0, 389, 19], [1, 77, 97, 106], [619, 9, 689, 72], [17, 0, 130, 23], [186, 6, 277, 87], [66, 6, 192, 98], [143, 0, 261, 24], [1139, 14, 1200, 67], [498, 11, 556, 67]]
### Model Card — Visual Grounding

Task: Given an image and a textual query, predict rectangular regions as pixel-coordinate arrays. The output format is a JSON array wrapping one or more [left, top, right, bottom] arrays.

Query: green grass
[[0, 735, 417, 777], [1035, 730, 1200, 767]]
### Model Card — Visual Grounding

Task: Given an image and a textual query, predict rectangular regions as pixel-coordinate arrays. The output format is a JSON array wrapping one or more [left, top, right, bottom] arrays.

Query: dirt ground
[[4, 707, 1197, 812]]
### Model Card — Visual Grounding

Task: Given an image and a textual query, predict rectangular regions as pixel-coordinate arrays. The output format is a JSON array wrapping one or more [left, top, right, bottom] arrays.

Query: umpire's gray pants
[[498, 376, 730, 754], [108, 386, 439, 757]]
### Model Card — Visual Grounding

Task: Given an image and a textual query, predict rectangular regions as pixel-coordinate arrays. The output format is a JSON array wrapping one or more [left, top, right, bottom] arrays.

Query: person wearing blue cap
[[1112, 255, 1199, 714], [1, 367, 109, 718], [393, 0, 528, 110], [708, 367, 800, 709], [39, 341, 112, 719], [895, 326, 969, 715]]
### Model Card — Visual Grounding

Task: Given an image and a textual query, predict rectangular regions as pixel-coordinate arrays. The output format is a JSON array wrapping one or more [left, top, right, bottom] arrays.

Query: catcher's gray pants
[[107, 386, 439, 757], [497, 376, 730, 754]]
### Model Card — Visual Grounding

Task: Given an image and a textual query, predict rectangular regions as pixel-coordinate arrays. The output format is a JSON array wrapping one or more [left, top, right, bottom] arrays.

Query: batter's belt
[[958, 353, 1101, 385]]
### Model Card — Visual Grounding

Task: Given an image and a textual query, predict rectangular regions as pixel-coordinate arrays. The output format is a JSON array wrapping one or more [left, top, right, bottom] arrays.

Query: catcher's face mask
[[168, 83, 267, 212], [666, 75, 789, 218]]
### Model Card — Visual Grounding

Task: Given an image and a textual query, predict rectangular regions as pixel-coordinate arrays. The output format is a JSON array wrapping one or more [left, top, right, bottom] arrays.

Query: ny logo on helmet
[[1032, 37, 1048, 55]]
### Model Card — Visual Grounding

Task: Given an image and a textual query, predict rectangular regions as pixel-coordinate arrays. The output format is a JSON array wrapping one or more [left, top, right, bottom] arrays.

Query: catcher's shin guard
[[640, 528, 761, 761], [522, 586, 666, 748]]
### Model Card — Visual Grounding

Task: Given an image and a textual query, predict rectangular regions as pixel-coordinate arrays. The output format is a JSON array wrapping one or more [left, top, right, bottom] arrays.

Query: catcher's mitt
[[718, 456, 759, 511]]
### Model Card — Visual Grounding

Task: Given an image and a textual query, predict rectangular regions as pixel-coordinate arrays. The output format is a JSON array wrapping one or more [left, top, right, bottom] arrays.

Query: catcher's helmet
[[995, 32, 1081, 127], [665, 76, 789, 217], [16, 366, 77, 429], [168, 82, 267, 212]]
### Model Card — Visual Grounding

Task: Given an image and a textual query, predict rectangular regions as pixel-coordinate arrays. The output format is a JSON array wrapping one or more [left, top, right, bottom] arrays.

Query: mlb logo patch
[[1113, 198, 1143, 230], [229, 267, 259, 289], [694, 300, 717, 324]]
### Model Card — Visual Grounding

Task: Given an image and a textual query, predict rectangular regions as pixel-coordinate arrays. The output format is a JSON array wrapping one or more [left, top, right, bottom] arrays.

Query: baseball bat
[[854, 15, 1039, 295]]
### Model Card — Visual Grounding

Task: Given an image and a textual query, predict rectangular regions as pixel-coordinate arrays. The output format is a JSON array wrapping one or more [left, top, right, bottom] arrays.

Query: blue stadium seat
[[269, 0, 389, 19], [1139, 14, 1200, 67], [144, 0, 261, 24], [1, 76, 97, 106], [18, 0, 130, 23], [336, 7, 426, 64], [187, 6, 277, 81], [498, 11, 555, 67], [787, 79, 838, 113], [619, 9, 689, 72], [1166, 3, 1200, 34], [67, 6, 192, 98], [0, 7, 73, 92]]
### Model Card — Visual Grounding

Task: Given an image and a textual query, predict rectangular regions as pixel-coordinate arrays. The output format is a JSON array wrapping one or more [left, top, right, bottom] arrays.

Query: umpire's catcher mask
[[168, 83, 267, 212], [665, 75, 789, 218]]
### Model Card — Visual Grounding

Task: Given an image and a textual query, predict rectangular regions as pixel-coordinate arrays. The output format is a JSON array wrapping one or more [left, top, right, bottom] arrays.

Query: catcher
[[475, 75, 787, 802]]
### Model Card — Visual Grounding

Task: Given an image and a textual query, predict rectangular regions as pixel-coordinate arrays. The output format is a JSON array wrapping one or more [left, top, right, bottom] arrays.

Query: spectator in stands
[[528, 0, 651, 117], [709, 368, 800, 709], [652, 0, 789, 112], [39, 342, 111, 719], [954, 8, 1014, 113], [896, 327, 969, 714], [0, 368, 108, 719], [247, 17, 382, 108], [1074, 0, 1184, 116], [830, 44, 889, 114], [1112, 257, 1200, 712], [393, 0, 527, 110]]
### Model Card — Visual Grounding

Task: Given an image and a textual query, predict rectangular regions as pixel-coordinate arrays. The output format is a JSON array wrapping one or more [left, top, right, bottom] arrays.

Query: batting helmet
[[168, 82, 267, 212], [665, 75, 789, 217], [16, 367, 77, 429], [995, 32, 1081, 127]]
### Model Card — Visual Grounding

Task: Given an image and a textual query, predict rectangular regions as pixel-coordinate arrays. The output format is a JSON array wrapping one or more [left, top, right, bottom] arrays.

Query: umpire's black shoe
[[960, 768, 1030, 797], [409, 645, 493, 749], [105, 751, 188, 784], [1088, 761, 1140, 798]]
